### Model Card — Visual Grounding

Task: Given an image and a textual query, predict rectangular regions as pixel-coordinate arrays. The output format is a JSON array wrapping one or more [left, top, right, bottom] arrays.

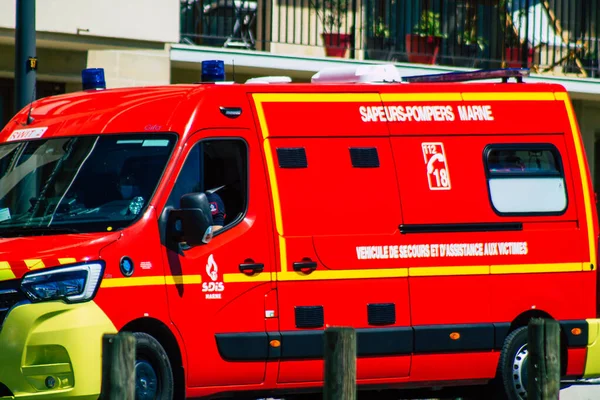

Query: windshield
[[0, 134, 176, 236]]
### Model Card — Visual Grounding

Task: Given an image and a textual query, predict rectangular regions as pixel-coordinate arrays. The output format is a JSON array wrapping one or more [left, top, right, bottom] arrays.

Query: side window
[[167, 138, 248, 232], [484, 144, 567, 215]]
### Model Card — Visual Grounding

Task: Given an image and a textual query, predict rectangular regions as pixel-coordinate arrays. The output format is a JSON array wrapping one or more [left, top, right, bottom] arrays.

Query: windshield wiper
[[0, 226, 81, 238]]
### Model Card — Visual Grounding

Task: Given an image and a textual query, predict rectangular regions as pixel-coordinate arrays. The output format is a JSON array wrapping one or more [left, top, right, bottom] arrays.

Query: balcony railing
[[180, 0, 600, 78]]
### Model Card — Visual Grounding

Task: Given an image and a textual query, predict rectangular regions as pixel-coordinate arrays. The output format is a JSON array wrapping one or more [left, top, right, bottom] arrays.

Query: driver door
[[160, 130, 275, 387]]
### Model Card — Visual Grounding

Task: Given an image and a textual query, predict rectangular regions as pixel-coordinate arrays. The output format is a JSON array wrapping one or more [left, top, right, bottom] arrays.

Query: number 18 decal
[[422, 142, 451, 190]]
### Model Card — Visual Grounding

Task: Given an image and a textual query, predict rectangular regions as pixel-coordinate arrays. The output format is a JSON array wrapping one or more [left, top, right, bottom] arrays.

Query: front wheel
[[133, 332, 174, 400], [498, 326, 529, 400]]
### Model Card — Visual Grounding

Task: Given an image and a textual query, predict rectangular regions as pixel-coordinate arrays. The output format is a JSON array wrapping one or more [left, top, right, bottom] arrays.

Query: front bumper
[[0, 301, 117, 399]]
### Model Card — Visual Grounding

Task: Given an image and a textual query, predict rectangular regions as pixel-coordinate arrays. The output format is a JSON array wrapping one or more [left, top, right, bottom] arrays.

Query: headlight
[[21, 262, 104, 303]]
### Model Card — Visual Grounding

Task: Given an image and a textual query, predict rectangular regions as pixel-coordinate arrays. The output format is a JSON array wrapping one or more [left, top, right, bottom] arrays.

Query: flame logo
[[206, 254, 218, 282]]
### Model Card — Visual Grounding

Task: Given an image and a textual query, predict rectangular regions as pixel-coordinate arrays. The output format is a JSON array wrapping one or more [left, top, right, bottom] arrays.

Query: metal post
[[15, 0, 37, 113]]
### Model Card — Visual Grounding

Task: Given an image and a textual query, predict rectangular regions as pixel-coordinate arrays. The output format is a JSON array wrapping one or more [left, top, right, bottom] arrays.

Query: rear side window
[[484, 145, 567, 215]]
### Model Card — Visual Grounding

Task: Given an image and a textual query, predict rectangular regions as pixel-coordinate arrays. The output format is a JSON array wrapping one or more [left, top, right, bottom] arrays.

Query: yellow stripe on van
[[252, 93, 380, 139], [381, 93, 463, 102], [101, 276, 166, 288], [556, 92, 597, 270], [271, 263, 586, 281], [491, 262, 583, 274], [263, 139, 284, 236], [166, 275, 202, 285], [409, 265, 489, 277], [277, 268, 409, 281], [96, 263, 589, 288], [252, 93, 380, 104], [0, 261, 15, 281], [256, 97, 289, 272], [224, 273, 272, 283], [100, 275, 202, 288], [25, 259, 45, 270], [58, 258, 77, 265], [461, 92, 556, 101], [253, 95, 271, 140], [279, 236, 288, 272]]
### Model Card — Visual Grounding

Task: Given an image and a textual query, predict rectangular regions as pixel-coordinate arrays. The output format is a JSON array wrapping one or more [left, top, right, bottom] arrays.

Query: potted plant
[[503, 32, 533, 68], [406, 10, 445, 64], [312, 0, 351, 57], [366, 17, 391, 60]]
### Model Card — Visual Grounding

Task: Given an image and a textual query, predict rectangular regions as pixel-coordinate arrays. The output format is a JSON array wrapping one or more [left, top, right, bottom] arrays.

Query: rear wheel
[[133, 332, 174, 400], [498, 326, 529, 400]]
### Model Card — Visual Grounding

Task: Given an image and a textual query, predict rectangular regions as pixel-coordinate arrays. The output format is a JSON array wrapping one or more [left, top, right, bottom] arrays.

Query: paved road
[[256, 382, 600, 399], [560, 382, 600, 400]]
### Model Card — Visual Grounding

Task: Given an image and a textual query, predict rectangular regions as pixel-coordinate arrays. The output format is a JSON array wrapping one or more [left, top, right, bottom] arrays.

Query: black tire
[[133, 332, 174, 400], [497, 326, 529, 400]]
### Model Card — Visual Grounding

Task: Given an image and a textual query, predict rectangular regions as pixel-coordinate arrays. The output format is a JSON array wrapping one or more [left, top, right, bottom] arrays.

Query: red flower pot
[[505, 47, 534, 68], [405, 34, 441, 64], [321, 33, 351, 58]]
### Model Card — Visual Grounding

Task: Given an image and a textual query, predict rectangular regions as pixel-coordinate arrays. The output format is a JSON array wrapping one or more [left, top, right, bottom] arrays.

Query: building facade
[[2, 0, 600, 212]]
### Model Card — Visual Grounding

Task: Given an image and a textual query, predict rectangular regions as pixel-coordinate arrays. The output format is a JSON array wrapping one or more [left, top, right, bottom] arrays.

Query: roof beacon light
[[202, 60, 226, 82], [311, 64, 402, 84], [81, 68, 106, 90]]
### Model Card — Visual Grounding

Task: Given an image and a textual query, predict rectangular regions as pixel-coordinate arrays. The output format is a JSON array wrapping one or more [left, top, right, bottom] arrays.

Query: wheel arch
[[121, 317, 186, 400], [508, 309, 568, 376]]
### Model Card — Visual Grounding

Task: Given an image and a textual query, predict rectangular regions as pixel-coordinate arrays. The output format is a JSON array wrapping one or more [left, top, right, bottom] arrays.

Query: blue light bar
[[81, 68, 106, 90], [402, 68, 530, 83], [202, 60, 225, 82]]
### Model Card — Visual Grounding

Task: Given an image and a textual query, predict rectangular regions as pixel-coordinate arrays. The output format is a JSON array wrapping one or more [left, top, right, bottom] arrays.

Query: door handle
[[293, 260, 317, 273], [239, 260, 264, 274]]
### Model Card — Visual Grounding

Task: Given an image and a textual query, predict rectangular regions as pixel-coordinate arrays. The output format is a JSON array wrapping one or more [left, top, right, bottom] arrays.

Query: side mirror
[[168, 192, 214, 247]]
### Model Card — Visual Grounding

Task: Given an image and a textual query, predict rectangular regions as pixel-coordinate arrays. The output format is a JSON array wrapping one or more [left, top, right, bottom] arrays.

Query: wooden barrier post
[[324, 327, 356, 400], [528, 318, 560, 400], [99, 332, 136, 400]]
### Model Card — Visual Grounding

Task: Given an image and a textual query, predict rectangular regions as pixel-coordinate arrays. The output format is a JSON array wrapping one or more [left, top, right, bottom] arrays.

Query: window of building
[[485, 144, 567, 215], [167, 138, 248, 232]]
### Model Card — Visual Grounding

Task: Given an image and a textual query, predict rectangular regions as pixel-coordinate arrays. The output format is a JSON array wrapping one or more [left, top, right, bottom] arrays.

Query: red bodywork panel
[[0, 79, 597, 398]]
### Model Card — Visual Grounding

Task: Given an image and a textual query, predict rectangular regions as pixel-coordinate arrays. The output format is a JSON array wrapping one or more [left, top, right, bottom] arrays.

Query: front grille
[[0, 279, 25, 327]]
